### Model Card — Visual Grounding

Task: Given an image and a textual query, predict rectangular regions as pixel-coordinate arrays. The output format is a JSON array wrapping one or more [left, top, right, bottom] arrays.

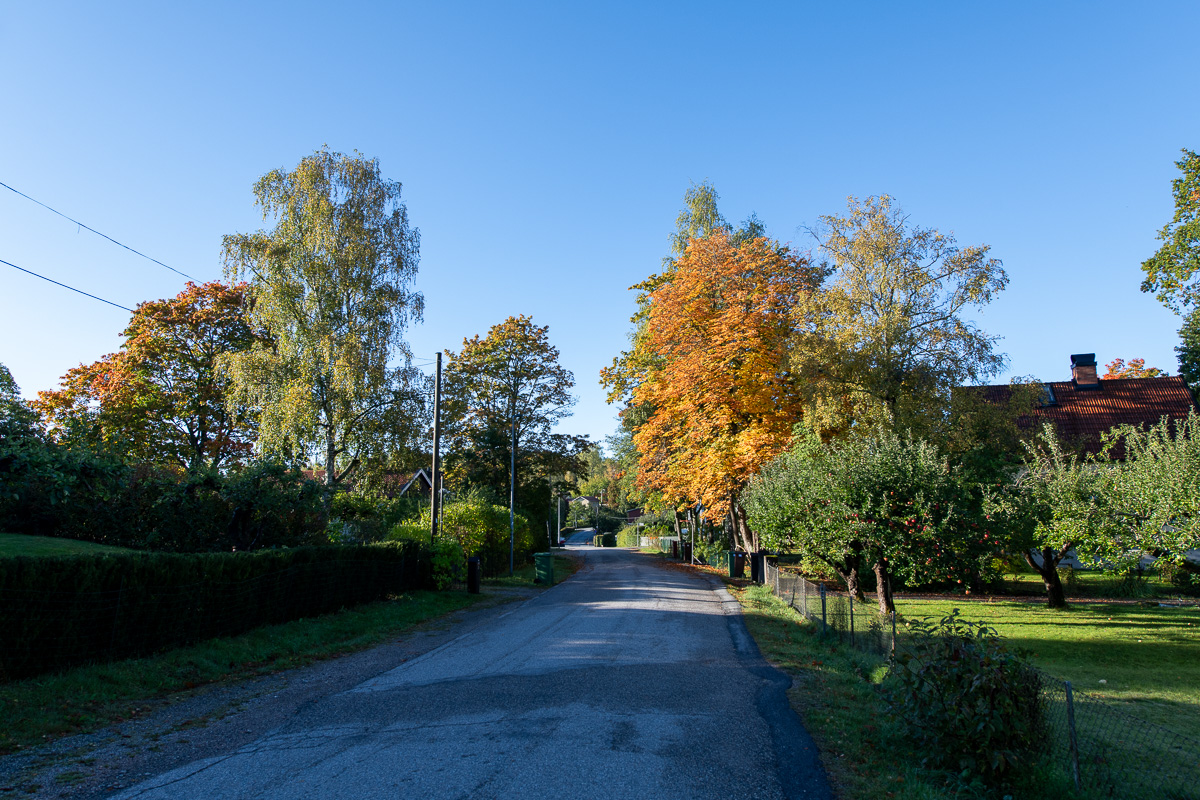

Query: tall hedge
[[0, 542, 431, 681]]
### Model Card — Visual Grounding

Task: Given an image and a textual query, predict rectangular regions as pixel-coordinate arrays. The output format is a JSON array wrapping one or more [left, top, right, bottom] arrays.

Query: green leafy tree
[[798, 195, 1008, 435], [1140, 148, 1200, 311], [745, 427, 982, 613], [443, 316, 588, 522], [1101, 413, 1200, 570], [0, 363, 38, 442], [221, 148, 426, 500], [996, 426, 1112, 608], [1177, 308, 1200, 392]]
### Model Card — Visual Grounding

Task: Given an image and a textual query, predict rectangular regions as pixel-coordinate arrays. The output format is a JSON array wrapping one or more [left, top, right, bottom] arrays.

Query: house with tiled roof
[[981, 353, 1196, 456], [300, 467, 435, 497]]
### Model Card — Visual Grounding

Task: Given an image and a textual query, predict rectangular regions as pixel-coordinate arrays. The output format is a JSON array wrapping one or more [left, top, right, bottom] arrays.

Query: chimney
[[1071, 353, 1100, 390]]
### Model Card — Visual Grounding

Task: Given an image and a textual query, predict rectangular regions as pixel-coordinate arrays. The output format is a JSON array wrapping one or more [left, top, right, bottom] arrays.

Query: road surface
[[102, 543, 830, 799]]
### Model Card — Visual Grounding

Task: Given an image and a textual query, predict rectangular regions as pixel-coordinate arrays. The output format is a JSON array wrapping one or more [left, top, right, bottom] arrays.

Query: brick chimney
[[1071, 353, 1100, 390]]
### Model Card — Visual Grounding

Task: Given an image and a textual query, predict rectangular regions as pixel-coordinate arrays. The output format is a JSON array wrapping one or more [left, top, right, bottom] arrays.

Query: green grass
[[995, 567, 1194, 599], [733, 583, 1084, 800], [0, 590, 482, 754], [0, 533, 131, 557], [895, 598, 1200, 740], [482, 553, 579, 587]]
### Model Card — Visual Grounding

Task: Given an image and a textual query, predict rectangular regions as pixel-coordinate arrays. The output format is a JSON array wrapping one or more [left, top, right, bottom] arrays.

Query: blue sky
[[2, 2, 1197, 445]]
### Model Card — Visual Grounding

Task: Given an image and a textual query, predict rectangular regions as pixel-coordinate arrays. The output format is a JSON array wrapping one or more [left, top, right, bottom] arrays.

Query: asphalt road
[[105, 541, 830, 800]]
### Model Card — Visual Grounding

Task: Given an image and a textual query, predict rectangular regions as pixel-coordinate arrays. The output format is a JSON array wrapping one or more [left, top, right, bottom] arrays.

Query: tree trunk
[[1025, 547, 1068, 609], [873, 558, 895, 614], [828, 551, 865, 601], [730, 502, 756, 552]]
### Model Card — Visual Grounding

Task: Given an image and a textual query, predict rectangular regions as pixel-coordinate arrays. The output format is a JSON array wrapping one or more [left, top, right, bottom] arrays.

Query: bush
[[402, 497, 535, 577], [616, 526, 639, 547], [0, 542, 433, 680], [593, 533, 616, 547], [885, 609, 1045, 789]]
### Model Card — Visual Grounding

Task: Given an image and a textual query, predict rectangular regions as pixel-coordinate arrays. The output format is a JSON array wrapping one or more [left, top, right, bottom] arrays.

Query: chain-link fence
[[762, 561, 1200, 799]]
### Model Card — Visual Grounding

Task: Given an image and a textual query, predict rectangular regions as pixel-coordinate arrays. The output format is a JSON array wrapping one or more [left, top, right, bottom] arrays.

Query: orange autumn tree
[[624, 232, 820, 551], [35, 281, 263, 470], [1102, 358, 1166, 379]]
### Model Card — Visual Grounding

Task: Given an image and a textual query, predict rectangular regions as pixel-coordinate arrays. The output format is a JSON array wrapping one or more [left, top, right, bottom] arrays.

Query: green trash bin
[[535, 552, 555, 585], [728, 550, 746, 578]]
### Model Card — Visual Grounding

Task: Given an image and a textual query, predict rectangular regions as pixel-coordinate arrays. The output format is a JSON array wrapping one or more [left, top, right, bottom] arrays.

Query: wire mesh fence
[[762, 560, 1200, 799]]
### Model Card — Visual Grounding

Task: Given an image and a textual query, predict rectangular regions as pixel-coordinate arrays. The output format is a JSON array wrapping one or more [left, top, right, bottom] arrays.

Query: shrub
[[885, 609, 1045, 789], [406, 497, 535, 577]]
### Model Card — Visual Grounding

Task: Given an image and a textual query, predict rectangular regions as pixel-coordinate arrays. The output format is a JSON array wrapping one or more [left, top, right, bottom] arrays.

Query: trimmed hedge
[[592, 533, 617, 547], [0, 542, 432, 681]]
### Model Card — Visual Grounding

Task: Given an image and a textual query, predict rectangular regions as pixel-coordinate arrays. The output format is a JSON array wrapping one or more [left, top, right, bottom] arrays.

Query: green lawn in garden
[[896, 597, 1200, 740], [0, 533, 131, 557]]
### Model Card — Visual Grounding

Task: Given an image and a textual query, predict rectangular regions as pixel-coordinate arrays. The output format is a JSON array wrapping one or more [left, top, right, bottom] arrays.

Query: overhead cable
[[0, 180, 195, 280], [1, 257, 133, 312]]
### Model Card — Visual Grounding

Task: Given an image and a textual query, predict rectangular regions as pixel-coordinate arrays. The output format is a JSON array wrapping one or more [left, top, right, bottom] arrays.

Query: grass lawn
[[895, 597, 1200, 740], [0, 591, 483, 754], [0, 533, 131, 557]]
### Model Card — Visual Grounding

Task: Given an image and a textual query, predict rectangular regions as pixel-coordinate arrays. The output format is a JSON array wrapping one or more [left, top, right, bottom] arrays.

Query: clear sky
[[2, 2, 1198, 446]]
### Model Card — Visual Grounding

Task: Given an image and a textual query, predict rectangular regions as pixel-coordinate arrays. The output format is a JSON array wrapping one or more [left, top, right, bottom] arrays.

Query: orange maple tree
[[616, 232, 819, 551], [35, 281, 263, 470], [1102, 358, 1166, 379]]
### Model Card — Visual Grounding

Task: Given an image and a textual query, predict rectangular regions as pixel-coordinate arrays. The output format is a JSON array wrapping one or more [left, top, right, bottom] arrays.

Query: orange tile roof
[[980, 375, 1196, 455]]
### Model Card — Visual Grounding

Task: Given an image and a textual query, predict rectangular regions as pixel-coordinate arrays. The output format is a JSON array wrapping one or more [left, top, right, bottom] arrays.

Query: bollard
[[467, 556, 481, 594]]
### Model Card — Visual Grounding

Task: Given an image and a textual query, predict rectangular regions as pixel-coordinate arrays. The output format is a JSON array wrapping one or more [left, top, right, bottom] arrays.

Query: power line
[[0, 180, 195, 280], [1, 257, 132, 312]]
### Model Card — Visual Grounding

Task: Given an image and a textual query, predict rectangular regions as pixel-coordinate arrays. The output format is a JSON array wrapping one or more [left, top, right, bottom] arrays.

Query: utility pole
[[509, 412, 516, 577], [430, 351, 442, 544]]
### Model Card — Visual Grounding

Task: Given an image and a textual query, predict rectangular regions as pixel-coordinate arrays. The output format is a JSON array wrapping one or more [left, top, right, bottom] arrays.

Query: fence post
[[849, 594, 855, 647], [820, 584, 827, 636], [1065, 680, 1082, 792], [891, 610, 897, 657]]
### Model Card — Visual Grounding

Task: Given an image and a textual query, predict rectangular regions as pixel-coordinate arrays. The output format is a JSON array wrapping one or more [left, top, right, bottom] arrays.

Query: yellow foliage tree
[[621, 232, 820, 551]]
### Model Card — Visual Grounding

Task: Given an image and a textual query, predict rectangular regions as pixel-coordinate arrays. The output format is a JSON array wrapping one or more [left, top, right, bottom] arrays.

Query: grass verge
[[733, 583, 1087, 800], [0, 534, 131, 557], [0, 590, 481, 754]]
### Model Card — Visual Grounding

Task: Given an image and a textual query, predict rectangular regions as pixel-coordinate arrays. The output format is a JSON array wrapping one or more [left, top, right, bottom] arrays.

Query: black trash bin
[[467, 556, 481, 594], [751, 551, 767, 583], [728, 551, 746, 578]]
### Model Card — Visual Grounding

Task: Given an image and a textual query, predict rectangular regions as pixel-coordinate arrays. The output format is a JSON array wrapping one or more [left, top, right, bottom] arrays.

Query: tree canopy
[[799, 195, 1009, 435], [443, 315, 587, 517], [618, 231, 820, 550], [221, 147, 426, 494], [1102, 358, 1166, 379], [1140, 148, 1200, 312], [34, 281, 262, 470]]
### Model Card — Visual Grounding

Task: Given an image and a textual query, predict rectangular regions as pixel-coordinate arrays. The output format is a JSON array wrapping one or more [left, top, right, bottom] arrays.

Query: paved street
[[106, 543, 829, 800]]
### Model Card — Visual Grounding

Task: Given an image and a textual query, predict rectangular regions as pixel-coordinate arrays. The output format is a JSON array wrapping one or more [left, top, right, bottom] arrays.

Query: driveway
[[16, 547, 831, 799]]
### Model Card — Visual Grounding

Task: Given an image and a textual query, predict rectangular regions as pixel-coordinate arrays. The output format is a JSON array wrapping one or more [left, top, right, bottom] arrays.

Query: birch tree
[[221, 148, 425, 500]]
